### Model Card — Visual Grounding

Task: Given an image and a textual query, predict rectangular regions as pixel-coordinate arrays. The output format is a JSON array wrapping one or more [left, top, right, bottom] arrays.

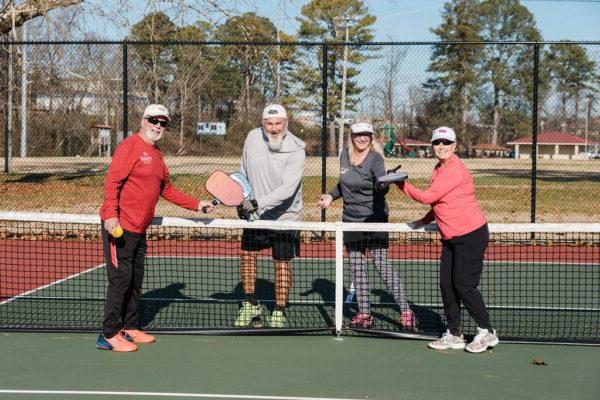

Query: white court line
[[0, 390, 361, 400], [0, 263, 105, 306], [148, 255, 598, 267]]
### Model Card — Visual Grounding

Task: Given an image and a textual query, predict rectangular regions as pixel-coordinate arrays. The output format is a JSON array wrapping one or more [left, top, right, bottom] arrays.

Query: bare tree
[[0, 0, 81, 35], [380, 45, 407, 123]]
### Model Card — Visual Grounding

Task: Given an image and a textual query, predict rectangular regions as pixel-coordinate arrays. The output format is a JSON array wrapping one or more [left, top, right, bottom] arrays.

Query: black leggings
[[439, 224, 492, 335]]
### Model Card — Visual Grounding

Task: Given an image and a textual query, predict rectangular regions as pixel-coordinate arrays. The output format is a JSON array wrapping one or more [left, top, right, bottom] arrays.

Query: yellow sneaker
[[267, 310, 287, 328], [234, 302, 262, 327]]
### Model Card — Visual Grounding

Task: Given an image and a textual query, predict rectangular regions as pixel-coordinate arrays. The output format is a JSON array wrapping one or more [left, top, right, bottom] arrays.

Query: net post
[[334, 221, 344, 336]]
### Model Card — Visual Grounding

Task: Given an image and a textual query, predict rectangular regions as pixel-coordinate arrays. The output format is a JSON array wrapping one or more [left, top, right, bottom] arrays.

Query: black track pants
[[439, 223, 492, 334]]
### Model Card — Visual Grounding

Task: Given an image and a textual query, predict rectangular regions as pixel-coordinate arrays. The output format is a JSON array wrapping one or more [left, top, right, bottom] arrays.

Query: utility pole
[[5, 0, 15, 172], [338, 18, 354, 157], [275, 0, 285, 100]]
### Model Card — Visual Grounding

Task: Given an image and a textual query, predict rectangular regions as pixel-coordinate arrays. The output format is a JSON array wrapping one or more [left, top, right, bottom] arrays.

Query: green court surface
[[0, 332, 598, 400], [2, 256, 598, 342]]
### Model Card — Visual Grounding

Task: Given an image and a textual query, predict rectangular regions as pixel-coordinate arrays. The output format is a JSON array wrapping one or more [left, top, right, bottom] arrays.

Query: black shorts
[[241, 229, 300, 261], [343, 231, 389, 252]]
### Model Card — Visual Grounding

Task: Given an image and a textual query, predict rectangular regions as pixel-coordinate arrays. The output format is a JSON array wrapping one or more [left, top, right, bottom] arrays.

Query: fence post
[[122, 41, 128, 139], [4, 37, 11, 173], [530, 42, 540, 223], [321, 44, 329, 222]]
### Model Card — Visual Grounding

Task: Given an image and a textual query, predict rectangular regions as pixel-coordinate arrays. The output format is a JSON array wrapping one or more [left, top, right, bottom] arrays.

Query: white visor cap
[[431, 126, 456, 142], [350, 122, 374, 135]]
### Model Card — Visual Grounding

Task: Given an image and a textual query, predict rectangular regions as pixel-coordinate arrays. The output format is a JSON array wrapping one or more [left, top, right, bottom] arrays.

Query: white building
[[506, 131, 598, 160]]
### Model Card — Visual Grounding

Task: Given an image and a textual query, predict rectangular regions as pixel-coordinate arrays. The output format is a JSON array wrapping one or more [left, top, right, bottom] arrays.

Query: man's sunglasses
[[146, 117, 168, 128], [432, 139, 454, 146]]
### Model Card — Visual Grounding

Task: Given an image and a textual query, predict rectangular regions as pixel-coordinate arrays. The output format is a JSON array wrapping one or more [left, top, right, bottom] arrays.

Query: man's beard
[[267, 137, 283, 151], [266, 132, 285, 152], [148, 130, 163, 142]]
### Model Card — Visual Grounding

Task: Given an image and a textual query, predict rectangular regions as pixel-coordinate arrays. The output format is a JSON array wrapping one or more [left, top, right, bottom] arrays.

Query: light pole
[[338, 17, 355, 157]]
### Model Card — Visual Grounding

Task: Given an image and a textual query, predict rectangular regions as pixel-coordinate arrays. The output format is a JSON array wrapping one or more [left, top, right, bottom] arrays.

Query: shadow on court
[[210, 279, 275, 306], [141, 283, 192, 326]]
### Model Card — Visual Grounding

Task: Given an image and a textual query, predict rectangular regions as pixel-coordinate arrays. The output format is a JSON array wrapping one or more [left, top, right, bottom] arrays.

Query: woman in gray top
[[319, 122, 416, 330]]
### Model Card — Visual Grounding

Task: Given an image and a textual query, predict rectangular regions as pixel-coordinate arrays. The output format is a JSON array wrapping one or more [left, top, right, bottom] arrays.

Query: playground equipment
[[382, 123, 398, 157]]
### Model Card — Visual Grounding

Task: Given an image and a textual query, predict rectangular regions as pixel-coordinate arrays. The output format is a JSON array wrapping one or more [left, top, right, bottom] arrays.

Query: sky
[[242, 0, 600, 42], [84, 0, 600, 42]]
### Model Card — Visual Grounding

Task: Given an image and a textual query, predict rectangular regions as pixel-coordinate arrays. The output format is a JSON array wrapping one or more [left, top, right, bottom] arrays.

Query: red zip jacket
[[401, 154, 486, 240], [99, 133, 199, 234]]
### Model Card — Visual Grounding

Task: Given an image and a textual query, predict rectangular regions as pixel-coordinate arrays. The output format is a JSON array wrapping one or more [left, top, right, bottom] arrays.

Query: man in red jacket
[[97, 104, 214, 352]]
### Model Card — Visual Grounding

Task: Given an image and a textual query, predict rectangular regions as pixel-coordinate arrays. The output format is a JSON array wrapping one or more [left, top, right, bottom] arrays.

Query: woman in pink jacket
[[398, 127, 499, 353]]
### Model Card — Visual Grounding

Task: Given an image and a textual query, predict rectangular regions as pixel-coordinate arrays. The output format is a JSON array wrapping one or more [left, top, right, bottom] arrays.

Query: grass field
[[1, 156, 598, 222]]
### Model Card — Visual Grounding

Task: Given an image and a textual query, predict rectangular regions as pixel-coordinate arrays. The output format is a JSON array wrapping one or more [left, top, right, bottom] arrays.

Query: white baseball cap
[[262, 104, 287, 119], [431, 126, 456, 142], [143, 104, 171, 121], [350, 122, 374, 135]]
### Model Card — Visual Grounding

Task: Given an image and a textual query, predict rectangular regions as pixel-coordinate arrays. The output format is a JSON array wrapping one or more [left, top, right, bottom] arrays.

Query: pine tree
[[294, 0, 376, 155], [478, 0, 541, 144], [428, 0, 483, 142]]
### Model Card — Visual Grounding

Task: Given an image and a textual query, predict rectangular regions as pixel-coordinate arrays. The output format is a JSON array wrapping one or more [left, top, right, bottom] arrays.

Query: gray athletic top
[[240, 127, 306, 221], [329, 148, 389, 223]]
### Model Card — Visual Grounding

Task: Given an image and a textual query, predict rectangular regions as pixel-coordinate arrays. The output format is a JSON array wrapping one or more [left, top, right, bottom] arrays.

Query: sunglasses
[[432, 139, 454, 146], [146, 117, 168, 128]]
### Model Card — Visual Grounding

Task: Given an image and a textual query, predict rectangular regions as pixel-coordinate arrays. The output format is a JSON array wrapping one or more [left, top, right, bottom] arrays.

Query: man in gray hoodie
[[234, 104, 306, 328]]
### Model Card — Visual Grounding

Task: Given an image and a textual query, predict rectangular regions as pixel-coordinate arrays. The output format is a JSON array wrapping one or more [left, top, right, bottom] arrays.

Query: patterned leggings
[[348, 247, 411, 314]]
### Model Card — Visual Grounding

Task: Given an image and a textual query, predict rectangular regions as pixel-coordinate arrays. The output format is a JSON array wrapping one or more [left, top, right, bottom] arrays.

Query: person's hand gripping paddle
[[202, 171, 252, 212], [376, 163, 408, 189]]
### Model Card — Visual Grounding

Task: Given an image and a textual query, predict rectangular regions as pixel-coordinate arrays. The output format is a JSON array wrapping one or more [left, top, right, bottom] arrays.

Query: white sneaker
[[465, 327, 499, 353], [428, 330, 466, 350]]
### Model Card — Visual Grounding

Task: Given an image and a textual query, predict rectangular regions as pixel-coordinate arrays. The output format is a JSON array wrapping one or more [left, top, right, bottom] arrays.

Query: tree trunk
[[328, 120, 336, 156], [179, 107, 185, 155], [492, 86, 500, 145]]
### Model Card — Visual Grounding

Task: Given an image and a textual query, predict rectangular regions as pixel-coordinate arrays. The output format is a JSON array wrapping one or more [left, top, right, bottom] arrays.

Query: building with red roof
[[393, 137, 432, 157], [506, 131, 598, 160]]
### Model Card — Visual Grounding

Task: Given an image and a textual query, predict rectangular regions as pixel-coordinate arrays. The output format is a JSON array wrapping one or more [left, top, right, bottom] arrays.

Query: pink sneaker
[[350, 313, 374, 329], [400, 310, 417, 330], [122, 329, 156, 343]]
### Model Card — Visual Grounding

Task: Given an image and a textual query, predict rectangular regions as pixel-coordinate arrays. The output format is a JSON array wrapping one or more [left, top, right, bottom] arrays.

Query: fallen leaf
[[531, 358, 549, 366]]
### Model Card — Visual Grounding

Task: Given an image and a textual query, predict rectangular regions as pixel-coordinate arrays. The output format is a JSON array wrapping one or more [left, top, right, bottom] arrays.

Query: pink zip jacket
[[401, 154, 486, 240]]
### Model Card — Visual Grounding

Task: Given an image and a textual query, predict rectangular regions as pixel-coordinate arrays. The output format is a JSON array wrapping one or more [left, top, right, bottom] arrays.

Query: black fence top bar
[[8, 40, 600, 46]]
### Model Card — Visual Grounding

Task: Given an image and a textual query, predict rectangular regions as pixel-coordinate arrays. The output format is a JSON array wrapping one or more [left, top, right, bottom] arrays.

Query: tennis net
[[1, 211, 598, 344]]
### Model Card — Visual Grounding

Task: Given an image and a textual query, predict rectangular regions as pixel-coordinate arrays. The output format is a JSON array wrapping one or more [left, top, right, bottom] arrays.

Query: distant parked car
[[587, 151, 600, 160]]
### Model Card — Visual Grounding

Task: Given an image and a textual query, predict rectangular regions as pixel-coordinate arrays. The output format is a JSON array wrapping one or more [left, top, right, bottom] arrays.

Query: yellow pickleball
[[111, 226, 123, 238]]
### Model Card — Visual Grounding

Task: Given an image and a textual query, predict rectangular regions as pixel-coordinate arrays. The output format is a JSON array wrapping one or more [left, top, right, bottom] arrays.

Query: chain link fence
[[1, 40, 598, 222]]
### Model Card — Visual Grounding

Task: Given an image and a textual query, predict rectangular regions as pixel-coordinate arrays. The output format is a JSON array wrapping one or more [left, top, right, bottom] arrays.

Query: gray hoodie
[[240, 127, 306, 221]]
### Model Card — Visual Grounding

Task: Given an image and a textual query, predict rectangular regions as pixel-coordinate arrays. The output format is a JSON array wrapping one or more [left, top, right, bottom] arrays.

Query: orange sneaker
[[97, 333, 138, 352], [122, 329, 156, 343]]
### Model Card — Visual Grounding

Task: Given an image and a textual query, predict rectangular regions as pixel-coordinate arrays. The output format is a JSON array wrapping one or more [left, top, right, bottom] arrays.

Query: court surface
[[0, 332, 599, 400], [2, 254, 598, 342]]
